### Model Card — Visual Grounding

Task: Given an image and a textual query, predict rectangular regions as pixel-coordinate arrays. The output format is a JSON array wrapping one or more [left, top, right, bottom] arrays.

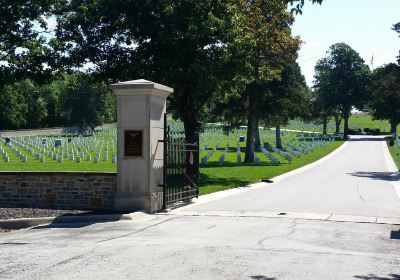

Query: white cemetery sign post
[[110, 79, 173, 213]]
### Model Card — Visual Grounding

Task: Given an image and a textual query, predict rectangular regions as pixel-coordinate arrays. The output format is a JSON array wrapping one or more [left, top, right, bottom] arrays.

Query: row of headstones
[[23, 135, 117, 152], [0, 146, 10, 162], [0, 143, 28, 162], [200, 141, 222, 165], [7, 137, 116, 164], [218, 143, 230, 165], [10, 133, 117, 153], [298, 139, 330, 152], [270, 146, 292, 162], [260, 147, 280, 165], [285, 139, 330, 155]]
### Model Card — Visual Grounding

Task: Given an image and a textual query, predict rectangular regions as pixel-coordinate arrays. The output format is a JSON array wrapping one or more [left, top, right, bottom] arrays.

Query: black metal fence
[[160, 115, 199, 209]]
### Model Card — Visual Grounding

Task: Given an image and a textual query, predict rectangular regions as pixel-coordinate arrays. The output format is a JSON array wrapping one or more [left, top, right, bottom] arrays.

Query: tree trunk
[[390, 120, 397, 135], [244, 90, 256, 163], [322, 115, 327, 135], [254, 118, 261, 150], [334, 113, 342, 134], [343, 113, 349, 138], [276, 123, 282, 149]]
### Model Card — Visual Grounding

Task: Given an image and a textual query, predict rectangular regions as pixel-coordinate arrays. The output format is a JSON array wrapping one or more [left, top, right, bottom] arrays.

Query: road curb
[[162, 211, 400, 225], [0, 212, 147, 229], [382, 141, 400, 201]]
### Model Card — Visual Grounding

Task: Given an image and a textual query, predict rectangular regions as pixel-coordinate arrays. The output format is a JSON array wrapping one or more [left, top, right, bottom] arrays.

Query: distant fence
[[0, 172, 117, 210]]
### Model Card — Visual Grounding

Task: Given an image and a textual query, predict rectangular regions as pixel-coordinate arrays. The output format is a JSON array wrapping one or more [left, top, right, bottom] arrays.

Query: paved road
[[1, 215, 400, 280], [178, 136, 400, 218], [1, 136, 400, 279]]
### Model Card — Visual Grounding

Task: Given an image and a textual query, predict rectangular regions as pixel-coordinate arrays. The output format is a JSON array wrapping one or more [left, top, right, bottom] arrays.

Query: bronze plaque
[[124, 130, 143, 157]]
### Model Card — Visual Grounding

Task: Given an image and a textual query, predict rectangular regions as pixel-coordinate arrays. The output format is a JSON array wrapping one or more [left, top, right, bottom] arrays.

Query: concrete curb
[[161, 211, 400, 225], [0, 211, 150, 229], [382, 141, 400, 201]]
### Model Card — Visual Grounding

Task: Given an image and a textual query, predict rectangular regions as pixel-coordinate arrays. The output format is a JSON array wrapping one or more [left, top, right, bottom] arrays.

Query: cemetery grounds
[[0, 122, 345, 195], [285, 115, 400, 134]]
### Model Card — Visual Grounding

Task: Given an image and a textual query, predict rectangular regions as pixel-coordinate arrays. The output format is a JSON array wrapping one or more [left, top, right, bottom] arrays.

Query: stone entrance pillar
[[110, 79, 173, 213]]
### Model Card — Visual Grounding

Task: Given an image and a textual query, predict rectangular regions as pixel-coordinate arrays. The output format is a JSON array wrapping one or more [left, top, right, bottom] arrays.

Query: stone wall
[[0, 172, 117, 210]]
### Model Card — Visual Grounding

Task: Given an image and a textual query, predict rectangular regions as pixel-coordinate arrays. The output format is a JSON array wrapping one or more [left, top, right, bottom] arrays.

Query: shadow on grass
[[347, 171, 400, 182], [199, 172, 251, 191], [201, 161, 284, 168], [353, 274, 400, 280]]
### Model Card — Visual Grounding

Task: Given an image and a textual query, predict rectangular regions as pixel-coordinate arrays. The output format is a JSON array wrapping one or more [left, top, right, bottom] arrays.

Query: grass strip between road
[[389, 145, 400, 171], [199, 140, 345, 195]]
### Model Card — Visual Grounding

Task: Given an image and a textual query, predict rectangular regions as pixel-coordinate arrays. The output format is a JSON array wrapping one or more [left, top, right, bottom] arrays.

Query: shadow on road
[[250, 276, 277, 280], [32, 212, 125, 229], [391, 230, 400, 240], [354, 274, 400, 280], [348, 138, 385, 142], [347, 171, 400, 182]]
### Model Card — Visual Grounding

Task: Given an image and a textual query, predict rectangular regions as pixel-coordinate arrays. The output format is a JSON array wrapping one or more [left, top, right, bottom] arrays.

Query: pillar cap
[[110, 79, 173, 97]]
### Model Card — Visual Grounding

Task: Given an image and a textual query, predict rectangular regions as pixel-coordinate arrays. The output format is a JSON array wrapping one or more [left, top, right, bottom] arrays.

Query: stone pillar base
[[113, 192, 163, 213]]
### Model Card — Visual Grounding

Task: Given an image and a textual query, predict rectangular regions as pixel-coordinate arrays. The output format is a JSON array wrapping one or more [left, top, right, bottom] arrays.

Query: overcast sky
[[292, 0, 400, 87]]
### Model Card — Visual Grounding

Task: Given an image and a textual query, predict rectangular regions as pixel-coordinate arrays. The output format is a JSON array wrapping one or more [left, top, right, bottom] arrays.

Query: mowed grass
[[345, 115, 398, 132], [199, 140, 345, 195], [389, 145, 400, 171], [285, 115, 398, 134]]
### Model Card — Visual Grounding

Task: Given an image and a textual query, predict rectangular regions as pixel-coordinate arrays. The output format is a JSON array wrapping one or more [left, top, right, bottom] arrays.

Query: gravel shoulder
[[0, 208, 88, 220]]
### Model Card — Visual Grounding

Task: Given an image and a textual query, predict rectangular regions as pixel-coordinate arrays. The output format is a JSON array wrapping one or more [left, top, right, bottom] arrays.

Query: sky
[[292, 0, 400, 87]]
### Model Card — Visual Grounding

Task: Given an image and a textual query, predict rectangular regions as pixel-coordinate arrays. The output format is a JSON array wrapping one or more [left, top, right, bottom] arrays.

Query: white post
[[110, 79, 173, 213]]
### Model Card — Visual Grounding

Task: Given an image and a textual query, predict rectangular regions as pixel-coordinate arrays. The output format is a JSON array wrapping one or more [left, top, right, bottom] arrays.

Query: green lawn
[[199, 140, 345, 195], [285, 115, 398, 134], [345, 115, 397, 132], [389, 145, 400, 171]]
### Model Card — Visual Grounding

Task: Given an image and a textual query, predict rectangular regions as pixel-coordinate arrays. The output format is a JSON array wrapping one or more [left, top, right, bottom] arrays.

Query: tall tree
[[58, 73, 116, 130], [370, 63, 400, 135], [53, 1, 247, 182], [261, 63, 309, 148], [394, 22, 400, 64], [238, 0, 301, 162], [314, 43, 371, 137], [0, 0, 57, 88]]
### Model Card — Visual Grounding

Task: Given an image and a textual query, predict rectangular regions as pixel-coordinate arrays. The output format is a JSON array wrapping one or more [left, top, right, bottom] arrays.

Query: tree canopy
[[0, 74, 116, 130], [0, 0, 57, 87], [314, 43, 371, 137], [394, 22, 400, 64], [370, 63, 400, 134]]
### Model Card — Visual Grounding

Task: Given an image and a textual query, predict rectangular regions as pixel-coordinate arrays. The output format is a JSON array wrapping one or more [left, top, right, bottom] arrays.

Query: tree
[[0, 84, 28, 129], [0, 1, 57, 88], [314, 43, 371, 137], [58, 73, 116, 130], [234, 0, 301, 162], [370, 63, 400, 135], [53, 1, 249, 183], [261, 63, 309, 148], [394, 22, 400, 64], [0, 80, 48, 130]]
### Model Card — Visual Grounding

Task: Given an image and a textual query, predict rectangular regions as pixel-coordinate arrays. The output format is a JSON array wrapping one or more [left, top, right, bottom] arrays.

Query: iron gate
[[160, 114, 199, 209]]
